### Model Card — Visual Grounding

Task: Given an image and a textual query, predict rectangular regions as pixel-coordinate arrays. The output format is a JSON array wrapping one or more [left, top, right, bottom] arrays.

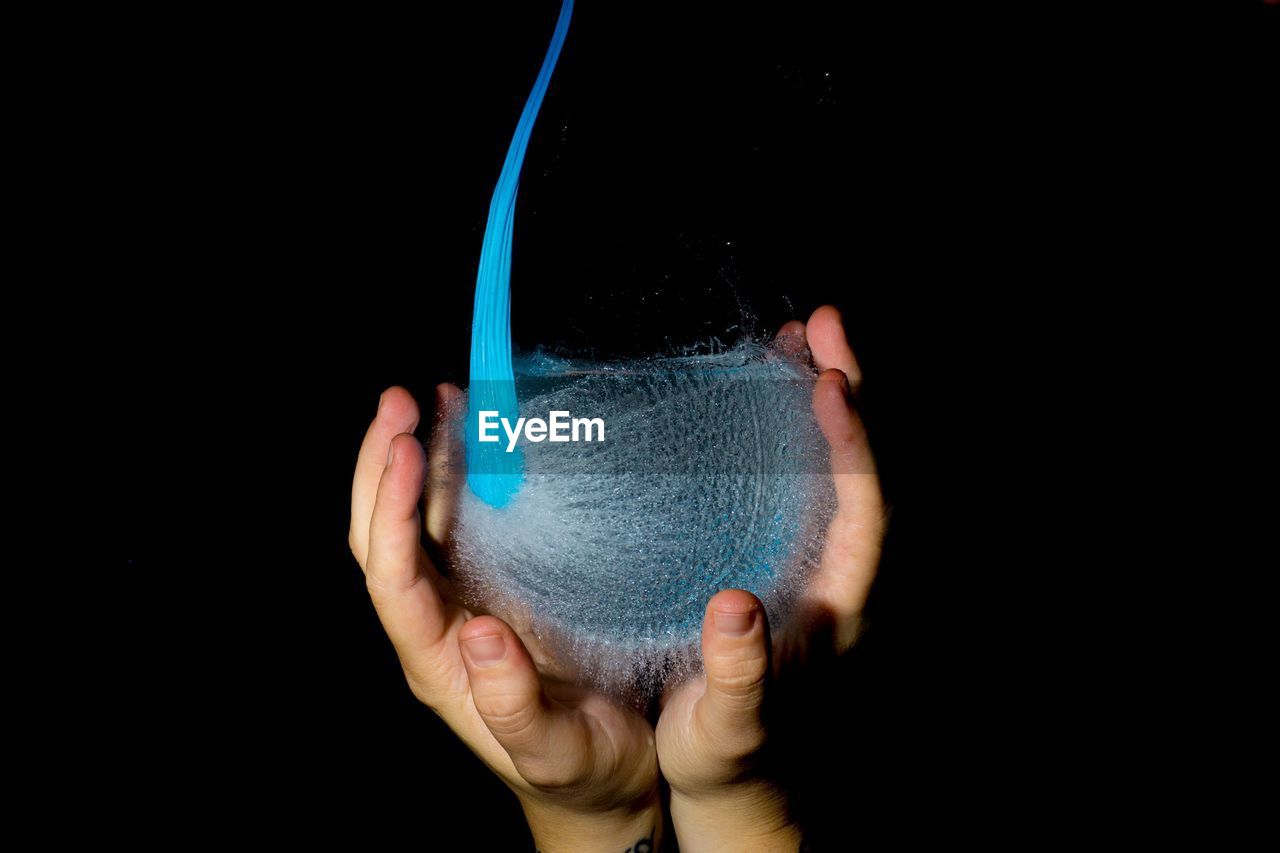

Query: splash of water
[[467, 0, 574, 508], [454, 1, 837, 697]]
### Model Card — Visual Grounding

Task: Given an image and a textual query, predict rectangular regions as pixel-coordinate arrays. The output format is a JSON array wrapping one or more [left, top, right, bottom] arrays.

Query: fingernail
[[714, 608, 757, 637], [386, 441, 397, 467], [378, 390, 387, 412], [463, 634, 507, 666]]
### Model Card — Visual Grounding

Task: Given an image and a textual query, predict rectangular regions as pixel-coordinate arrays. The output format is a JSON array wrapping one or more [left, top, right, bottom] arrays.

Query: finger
[[350, 386, 420, 568], [693, 589, 771, 759], [770, 319, 810, 365], [811, 369, 885, 636], [426, 383, 464, 546], [366, 433, 450, 666], [806, 305, 862, 394], [459, 616, 594, 790], [813, 369, 877, 480], [774, 319, 807, 341]]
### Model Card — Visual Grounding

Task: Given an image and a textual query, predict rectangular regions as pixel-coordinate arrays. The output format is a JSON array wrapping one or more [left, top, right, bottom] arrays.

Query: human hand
[[655, 305, 886, 851], [349, 386, 662, 851]]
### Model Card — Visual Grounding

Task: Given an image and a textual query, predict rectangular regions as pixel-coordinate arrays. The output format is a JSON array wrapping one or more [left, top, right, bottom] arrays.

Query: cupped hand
[[349, 386, 661, 851], [656, 305, 887, 851]]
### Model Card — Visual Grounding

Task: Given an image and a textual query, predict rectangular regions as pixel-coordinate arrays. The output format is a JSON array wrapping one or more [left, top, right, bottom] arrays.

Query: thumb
[[694, 589, 771, 758], [458, 616, 592, 790]]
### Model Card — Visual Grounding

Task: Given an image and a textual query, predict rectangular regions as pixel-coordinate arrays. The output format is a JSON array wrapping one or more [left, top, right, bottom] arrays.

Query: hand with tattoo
[[656, 306, 886, 851], [349, 307, 880, 850], [350, 386, 662, 851]]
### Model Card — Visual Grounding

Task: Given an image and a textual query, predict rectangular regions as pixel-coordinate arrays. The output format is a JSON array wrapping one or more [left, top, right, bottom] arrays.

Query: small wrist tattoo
[[625, 828, 654, 853]]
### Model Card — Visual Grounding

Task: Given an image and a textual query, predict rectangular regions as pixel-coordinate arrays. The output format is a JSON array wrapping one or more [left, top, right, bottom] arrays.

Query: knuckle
[[710, 653, 768, 697], [364, 573, 392, 607], [477, 696, 537, 740], [364, 566, 421, 607]]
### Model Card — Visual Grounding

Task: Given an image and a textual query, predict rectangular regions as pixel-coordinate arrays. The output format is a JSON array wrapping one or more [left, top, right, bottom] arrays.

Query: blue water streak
[[467, 0, 574, 507]]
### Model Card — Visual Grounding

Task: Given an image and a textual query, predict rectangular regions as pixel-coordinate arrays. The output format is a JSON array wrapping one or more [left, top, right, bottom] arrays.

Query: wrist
[[669, 783, 799, 853], [520, 789, 663, 853]]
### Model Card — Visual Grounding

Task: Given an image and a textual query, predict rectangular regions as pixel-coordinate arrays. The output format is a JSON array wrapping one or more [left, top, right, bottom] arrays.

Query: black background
[[93, 0, 1279, 846], [52, 0, 1269, 840]]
